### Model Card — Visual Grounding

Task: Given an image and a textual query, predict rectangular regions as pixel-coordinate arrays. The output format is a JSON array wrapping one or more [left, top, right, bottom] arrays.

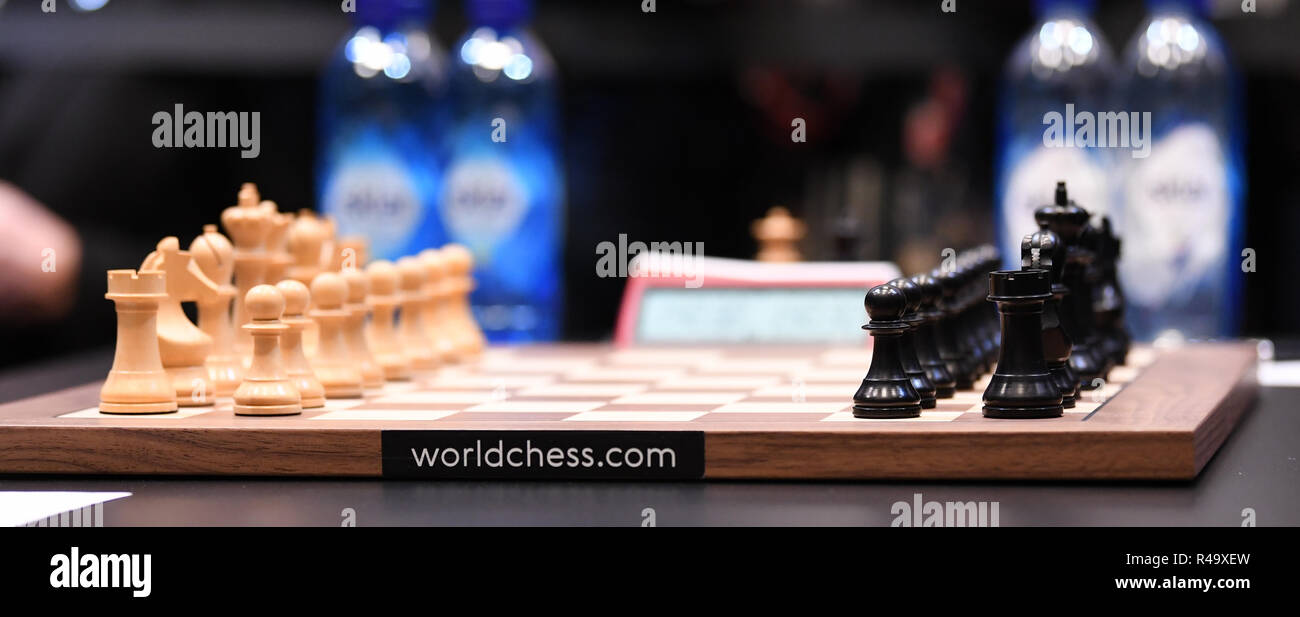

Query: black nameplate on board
[[381, 430, 706, 480]]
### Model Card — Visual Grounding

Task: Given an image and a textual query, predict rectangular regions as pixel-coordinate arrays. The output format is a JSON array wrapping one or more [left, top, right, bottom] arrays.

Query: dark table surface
[[1, 347, 1297, 526]]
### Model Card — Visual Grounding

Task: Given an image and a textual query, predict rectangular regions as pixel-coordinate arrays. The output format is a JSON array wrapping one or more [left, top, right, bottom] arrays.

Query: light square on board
[[464, 400, 607, 413], [564, 367, 685, 382], [751, 383, 852, 398], [691, 412, 834, 423], [378, 381, 422, 393], [656, 375, 782, 390], [1107, 365, 1141, 383], [605, 349, 723, 366], [610, 392, 747, 405], [1069, 401, 1103, 414], [712, 401, 850, 414], [311, 409, 461, 421], [321, 398, 369, 411], [789, 368, 867, 383], [817, 349, 874, 366], [475, 357, 597, 373], [61, 407, 217, 419], [515, 383, 649, 397], [698, 358, 814, 374], [429, 374, 555, 388], [371, 391, 499, 405], [564, 411, 707, 422]]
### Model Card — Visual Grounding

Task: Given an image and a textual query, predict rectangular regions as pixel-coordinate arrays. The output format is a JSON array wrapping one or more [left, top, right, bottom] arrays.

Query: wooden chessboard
[[0, 342, 1257, 480]]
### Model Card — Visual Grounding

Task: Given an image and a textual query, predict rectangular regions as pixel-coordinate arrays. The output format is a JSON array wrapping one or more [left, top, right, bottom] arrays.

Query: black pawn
[[963, 258, 995, 375], [1092, 216, 1130, 367], [909, 273, 957, 398], [952, 262, 983, 374], [967, 248, 1000, 372], [979, 247, 1004, 365], [853, 284, 922, 419], [889, 277, 938, 409], [982, 269, 1064, 419], [934, 267, 979, 389], [1022, 229, 1078, 408]]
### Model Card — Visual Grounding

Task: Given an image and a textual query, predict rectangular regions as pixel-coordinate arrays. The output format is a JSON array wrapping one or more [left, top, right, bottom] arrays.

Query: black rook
[[982, 269, 1064, 419]]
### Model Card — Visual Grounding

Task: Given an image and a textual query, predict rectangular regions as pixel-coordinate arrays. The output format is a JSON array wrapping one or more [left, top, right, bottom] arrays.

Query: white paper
[[1258, 360, 1300, 388], [0, 491, 132, 527]]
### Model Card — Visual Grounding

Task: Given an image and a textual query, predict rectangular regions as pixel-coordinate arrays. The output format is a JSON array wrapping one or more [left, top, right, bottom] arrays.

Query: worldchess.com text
[[409, 440, 678, 471], [1114, 577, 1250, 592]]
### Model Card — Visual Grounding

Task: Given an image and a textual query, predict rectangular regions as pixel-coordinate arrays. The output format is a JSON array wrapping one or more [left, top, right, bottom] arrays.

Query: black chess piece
[[1092, 216, 1130, 367], [1035, 182, 1107, 390], [973, 247, 1002, 370], [933, 267, 978, 390], [1022, 229, 1078, 408], [909, 273, 957, 398], [982, 268, 1064, 419], [1075, 221, 1117, 384], [954, 261, 984, 375], [951, 255, 981, 374], [853, 284, 922, 419], [960, 257, 993, 377], [889, 277, 938, 409]]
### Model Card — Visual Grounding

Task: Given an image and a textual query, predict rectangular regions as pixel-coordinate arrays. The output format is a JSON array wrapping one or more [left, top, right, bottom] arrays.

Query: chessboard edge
[[1191, 357, 1260, 475], [0, 425, 380, 476]]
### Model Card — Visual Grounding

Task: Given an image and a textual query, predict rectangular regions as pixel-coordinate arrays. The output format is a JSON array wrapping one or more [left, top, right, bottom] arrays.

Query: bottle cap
[[355, 0, 434, 28], [467, 0, 532, 29], [1033, 0, 1097, 18]]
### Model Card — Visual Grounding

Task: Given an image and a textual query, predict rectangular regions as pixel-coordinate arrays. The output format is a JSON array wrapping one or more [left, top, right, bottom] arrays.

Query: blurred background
[[0, 0, 1298, 369]]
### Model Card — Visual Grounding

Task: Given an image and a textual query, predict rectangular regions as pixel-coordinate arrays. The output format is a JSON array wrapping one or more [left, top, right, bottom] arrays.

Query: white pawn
[[419, 248, 458, 363], [396, 256, 439, 371], [276, 280, 326, 408], [341, 268, 385, 389], [310, 272, 364, 398], [233, 285, 301, 416], [366, 260, 410, 381], [441, 245, 486, 358]]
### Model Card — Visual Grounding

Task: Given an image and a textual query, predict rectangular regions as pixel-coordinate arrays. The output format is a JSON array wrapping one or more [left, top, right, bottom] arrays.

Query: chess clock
[[614, 255, 901, 345]]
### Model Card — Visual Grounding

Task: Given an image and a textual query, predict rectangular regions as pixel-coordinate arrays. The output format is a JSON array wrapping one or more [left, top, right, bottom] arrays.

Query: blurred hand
[[0, 181, 81, 323]]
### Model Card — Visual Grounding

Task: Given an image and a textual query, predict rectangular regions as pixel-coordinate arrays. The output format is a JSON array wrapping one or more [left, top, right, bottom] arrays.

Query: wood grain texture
[[0, 426, 378, 476], [704, 430, 1191, 479], [0, 342, 1258, 480]]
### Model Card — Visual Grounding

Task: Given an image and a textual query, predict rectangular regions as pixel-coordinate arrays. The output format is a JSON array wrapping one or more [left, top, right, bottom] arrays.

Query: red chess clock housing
[[614, 254, 902, 346]]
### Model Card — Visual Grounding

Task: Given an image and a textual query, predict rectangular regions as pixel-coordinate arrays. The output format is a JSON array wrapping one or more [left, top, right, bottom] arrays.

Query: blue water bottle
[[1112, 0, 1245, 340], [317, 0, 451, 261], [443, 0, 564, 342], [995, 0, 1115, 270]]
